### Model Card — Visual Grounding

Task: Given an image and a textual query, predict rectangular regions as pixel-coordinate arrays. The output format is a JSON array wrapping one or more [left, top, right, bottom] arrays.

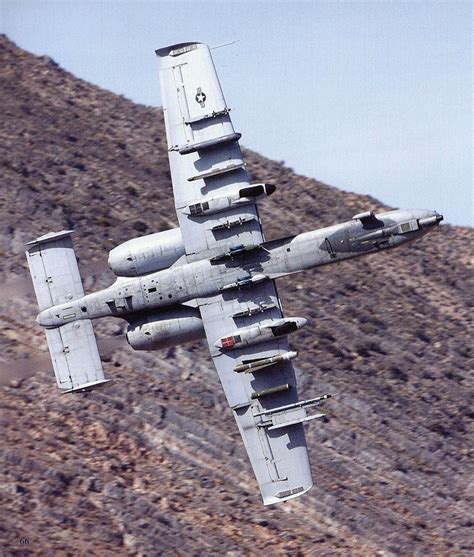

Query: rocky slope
[[0, 35, 472, 556]]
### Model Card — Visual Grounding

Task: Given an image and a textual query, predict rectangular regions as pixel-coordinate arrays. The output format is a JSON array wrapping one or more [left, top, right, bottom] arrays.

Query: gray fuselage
[[36, 208, 442, 328]]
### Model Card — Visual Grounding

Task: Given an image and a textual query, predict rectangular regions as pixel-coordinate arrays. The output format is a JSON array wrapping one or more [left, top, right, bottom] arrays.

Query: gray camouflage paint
[[37, 208, 442, 331]]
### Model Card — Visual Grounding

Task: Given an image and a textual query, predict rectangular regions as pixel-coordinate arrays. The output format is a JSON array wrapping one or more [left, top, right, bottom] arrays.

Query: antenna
[[210, 40, 239, 50]]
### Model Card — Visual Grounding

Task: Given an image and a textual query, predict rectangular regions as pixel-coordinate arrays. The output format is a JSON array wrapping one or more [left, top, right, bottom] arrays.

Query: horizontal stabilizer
[[45, 321, 110, 392], [26, 230, 110, 392], [26, 230, 84, 311]]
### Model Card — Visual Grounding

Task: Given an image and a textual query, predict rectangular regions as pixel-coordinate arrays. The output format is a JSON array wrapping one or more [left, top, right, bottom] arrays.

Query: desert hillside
[[0, 35, 472, 556]]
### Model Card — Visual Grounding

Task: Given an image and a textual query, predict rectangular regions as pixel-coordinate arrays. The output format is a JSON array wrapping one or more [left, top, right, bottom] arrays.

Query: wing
[[198, 283, 317, 505], [26, 231, 111, 392], [156, 42, 319, 504], [156, 42, 266, 262]]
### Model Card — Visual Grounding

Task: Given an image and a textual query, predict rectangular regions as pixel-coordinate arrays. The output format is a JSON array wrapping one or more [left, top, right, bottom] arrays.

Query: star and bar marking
[[195, 87, 207, 107]]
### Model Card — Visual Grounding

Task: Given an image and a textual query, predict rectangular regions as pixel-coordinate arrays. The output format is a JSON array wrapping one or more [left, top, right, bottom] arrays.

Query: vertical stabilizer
[[26, 231, 110, 392]]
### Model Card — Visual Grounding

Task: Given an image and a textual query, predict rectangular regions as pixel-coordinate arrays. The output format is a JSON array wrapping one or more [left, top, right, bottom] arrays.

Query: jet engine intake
[[126, 306, 204, 350], [108, 228, 185, 277]]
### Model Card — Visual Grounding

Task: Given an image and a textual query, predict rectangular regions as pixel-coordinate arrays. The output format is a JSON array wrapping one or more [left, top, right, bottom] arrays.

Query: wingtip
[[61, 379, 113, 394], [155, 42, 204, 58], [262, 483, 313, 506]]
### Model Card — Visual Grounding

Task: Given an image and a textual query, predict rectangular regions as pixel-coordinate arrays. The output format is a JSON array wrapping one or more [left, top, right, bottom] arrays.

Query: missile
[[254, 394, 332, 417], [234, 350, 298, 373]]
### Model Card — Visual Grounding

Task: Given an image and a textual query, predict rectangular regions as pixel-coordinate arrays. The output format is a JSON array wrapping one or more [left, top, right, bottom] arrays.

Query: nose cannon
[[418, 212, 444, 228], [387, 209, 444, 236]]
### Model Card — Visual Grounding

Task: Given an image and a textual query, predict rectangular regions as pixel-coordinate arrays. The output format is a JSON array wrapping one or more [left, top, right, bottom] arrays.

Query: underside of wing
[[156, 42, 325, 505], [197, 280, 323, 505], [156, 42, 273, 261]]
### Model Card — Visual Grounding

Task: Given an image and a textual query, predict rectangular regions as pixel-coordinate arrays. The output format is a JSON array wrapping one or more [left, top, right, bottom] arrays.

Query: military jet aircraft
[[26, 42, 443, 505]]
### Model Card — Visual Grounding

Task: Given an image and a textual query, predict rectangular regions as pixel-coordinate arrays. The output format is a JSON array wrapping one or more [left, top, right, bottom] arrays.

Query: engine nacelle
[[108, 228, 185, 277], [126, 306, 205, 350]]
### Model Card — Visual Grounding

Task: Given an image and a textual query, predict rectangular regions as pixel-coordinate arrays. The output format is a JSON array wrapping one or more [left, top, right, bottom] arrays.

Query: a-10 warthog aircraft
[[26, 42, 443, 505]]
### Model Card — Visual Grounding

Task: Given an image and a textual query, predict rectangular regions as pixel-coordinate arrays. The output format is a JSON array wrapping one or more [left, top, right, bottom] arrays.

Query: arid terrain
[[0, 35, 472, 556]]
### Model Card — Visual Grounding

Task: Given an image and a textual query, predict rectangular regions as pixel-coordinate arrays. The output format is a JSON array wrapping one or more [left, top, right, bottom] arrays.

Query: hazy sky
[[2, 1, 472, 225]]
